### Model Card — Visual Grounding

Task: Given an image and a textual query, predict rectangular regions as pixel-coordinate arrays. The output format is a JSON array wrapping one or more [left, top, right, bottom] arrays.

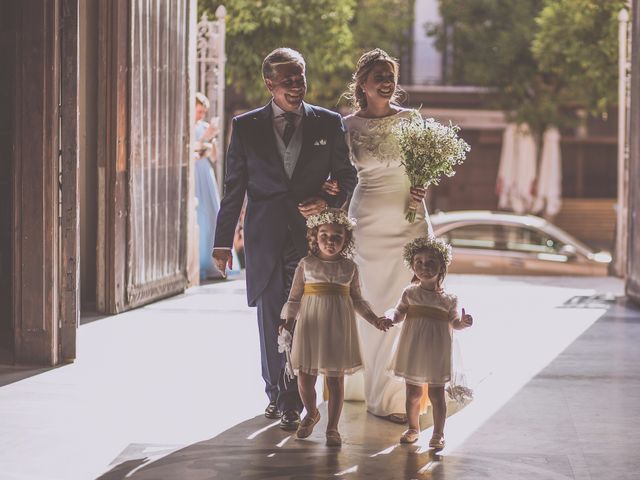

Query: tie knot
[[281, 112, 297, 125]]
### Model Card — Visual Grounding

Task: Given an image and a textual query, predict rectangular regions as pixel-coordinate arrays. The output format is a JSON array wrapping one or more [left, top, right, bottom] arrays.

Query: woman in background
[[194, 92, 238, 279]]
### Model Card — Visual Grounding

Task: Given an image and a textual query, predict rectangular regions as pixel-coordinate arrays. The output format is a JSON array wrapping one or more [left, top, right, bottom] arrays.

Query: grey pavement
[[1, 274, 638, 479]]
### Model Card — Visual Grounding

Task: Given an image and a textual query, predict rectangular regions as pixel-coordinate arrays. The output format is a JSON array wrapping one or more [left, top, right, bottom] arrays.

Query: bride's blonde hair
[[345, 48, 403, 110]]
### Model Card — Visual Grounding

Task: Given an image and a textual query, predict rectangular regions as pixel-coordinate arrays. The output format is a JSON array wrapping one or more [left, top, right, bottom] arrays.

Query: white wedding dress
[[344, 109, 433, 416]]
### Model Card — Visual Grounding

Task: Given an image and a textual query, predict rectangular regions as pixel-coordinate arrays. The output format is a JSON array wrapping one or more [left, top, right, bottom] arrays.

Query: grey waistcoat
[[273, 120, 304, 179]]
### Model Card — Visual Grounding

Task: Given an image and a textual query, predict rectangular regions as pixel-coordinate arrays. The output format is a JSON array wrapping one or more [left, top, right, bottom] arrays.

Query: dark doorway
[[79, 0, 99, 316]]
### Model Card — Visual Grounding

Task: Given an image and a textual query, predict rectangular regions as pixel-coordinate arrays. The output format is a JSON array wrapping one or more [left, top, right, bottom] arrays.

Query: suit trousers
[[255, 234, 304, 413]]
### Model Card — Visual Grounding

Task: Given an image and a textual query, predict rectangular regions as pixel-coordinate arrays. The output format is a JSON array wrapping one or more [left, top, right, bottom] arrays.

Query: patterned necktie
[[281, 112, 297, 147]]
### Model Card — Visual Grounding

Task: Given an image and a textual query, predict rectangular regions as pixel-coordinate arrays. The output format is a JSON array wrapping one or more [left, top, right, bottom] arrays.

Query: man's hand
[[298, 196, 328, 218], [212, 249, 232, 278], [409, 186, 427, 203], [321, 180, 340, 196]]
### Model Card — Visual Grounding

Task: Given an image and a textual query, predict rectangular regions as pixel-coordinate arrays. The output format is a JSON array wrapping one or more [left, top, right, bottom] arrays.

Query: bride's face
[[361, 61, 396, 105]]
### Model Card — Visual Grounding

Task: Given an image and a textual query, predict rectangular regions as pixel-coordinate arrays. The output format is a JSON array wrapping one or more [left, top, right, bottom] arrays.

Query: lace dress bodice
[[345, 109, 421, 185]]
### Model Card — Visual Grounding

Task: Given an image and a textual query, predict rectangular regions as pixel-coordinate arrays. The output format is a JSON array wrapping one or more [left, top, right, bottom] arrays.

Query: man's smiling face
[[266, 63, 307, 112]]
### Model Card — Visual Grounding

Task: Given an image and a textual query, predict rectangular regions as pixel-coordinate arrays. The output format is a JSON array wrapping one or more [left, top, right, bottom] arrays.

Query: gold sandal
[[325, 429, 342, 447], [429, 433, 445, 449], [296, 409, 320, 439], [400, 429, 419, 444]]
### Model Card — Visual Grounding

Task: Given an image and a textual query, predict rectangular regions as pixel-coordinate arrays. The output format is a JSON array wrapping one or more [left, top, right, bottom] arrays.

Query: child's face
[[317, 224, 346, 260], [412, 251, 442, 283]]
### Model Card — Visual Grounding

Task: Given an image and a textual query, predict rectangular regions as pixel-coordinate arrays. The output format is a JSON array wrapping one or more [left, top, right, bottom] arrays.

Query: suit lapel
[[291, 102, 317, 182]]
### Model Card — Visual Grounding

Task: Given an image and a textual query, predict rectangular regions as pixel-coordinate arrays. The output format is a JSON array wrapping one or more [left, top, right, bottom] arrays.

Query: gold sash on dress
[[406, 305, 450, 321], [303, 282, 350, 296]]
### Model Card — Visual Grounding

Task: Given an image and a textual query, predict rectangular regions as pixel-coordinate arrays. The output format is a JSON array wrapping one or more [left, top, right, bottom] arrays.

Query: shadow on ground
[[0, 364, 65, 387], [97, 402, 459, 480]]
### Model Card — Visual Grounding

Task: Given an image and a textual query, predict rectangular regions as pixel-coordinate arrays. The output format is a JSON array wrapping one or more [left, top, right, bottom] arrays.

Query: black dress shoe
[[265, 401, 282, 419], [279, 410, 300, 431]]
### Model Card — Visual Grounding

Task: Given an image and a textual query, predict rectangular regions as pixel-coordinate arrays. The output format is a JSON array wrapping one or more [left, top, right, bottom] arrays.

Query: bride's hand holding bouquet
[[394, 116, 470, 223]]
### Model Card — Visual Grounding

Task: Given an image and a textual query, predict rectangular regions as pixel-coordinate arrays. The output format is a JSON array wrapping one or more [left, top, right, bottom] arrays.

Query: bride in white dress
[[327, 49, 433, 420]]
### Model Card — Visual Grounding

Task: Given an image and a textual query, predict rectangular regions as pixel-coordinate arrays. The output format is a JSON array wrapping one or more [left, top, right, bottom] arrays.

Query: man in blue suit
[[213, 48, 357, 430]]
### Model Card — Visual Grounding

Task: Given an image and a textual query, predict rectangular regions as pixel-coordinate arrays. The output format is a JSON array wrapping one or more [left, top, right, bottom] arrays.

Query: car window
[[441, 224, 499, 250], [501, 225, 563, 254]]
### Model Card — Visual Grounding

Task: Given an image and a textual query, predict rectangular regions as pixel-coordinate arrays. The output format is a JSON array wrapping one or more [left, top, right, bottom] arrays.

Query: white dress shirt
[[271, 100, 303, 140]]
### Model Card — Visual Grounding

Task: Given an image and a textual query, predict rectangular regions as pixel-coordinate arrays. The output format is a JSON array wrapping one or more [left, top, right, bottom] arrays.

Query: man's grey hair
[[262, 48, 306, 81]]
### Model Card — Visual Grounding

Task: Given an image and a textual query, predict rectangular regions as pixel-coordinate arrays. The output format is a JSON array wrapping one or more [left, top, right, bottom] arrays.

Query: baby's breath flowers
[[402, 235, 453, 268], [306, 208, 356, 230], [394, 116, 470, 223]]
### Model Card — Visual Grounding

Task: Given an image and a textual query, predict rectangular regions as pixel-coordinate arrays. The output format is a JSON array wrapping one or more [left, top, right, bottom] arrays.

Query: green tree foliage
[[427, 0, 625, 134], [532, 0, 627, 118], [199, 0, 355, 107], [427, 0, 560, 135], [350, 0, 415, 83], [199, 1, 415, 110]]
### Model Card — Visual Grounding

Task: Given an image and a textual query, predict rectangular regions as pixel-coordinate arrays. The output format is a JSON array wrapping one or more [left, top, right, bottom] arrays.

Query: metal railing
[[196, 6, 226, 188]]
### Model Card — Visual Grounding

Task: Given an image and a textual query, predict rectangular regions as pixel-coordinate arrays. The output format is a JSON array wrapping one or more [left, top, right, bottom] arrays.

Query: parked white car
[[431, 211, 612, 276]]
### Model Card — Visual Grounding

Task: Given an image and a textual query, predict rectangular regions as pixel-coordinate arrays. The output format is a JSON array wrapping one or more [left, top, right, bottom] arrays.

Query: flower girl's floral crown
[[403, 235, 452, 268], [306, 208, 356, 231]]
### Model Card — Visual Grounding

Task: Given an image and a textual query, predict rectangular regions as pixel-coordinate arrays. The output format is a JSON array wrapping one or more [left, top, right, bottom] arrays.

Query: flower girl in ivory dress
[[281, 208, 391, 446], [388, 236, 473, 448]]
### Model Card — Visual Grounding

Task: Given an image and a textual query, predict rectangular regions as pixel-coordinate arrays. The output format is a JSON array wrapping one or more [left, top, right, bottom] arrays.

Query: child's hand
[[280, 319, 295, 333], [376, 316, 394, 332], [461, 308, 473, 327]]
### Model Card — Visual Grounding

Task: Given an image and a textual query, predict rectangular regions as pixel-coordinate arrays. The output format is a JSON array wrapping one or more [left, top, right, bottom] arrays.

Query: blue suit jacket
[[214, 102, 357, 306]]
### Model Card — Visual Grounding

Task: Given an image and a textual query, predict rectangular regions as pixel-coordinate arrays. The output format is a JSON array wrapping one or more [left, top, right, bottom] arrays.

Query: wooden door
[[97, 0, 193, 313], [59, 0, 80, 360], [11, 0, 60, 364], [9, 0, 79, 364]]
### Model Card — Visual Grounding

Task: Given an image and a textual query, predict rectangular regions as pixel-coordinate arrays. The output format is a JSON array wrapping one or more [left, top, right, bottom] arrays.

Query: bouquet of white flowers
[[277, 328, 295, 384], [394, 117, 470, 222]]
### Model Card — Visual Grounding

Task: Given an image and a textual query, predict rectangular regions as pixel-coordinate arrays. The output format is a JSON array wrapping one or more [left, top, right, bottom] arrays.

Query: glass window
[[501, 225, 562, 254], [441, 224, 499, 250]]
